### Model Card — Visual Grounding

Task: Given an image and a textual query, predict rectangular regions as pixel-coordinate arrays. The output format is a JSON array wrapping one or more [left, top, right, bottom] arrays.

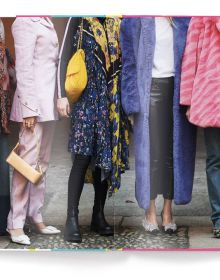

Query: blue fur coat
[[120, 17, 197, 210]]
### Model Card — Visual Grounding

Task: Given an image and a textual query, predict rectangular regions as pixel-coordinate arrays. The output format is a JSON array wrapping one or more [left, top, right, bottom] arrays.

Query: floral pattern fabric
[[0, 40, 14, 134], [104, 18, 130, 193], [68, 17, 129, 193]]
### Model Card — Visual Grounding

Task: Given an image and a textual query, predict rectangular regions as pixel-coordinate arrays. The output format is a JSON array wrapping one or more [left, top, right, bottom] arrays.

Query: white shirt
[[152, 17, 175, 78]]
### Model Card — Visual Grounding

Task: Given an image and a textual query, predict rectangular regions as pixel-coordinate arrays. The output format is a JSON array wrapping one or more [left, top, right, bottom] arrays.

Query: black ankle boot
[[91, 208, 114, 236], [64, 210, 82, 243], [91, 169, 114, 236]]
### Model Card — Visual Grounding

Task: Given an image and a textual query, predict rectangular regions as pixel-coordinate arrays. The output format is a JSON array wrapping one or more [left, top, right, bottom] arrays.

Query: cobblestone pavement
[[2, 122, 216, 250], [5, 225, 188, 250]]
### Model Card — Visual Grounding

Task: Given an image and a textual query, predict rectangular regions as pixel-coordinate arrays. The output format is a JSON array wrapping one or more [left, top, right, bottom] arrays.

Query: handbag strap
[[77, 18, 84, 50], [17, 127, 42, 168]]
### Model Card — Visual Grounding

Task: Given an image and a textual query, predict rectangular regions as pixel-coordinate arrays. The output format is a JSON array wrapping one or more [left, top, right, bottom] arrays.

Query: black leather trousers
[[149, 77, 174, 200]]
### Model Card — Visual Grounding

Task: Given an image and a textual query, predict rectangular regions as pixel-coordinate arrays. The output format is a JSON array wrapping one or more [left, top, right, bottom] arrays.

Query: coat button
[[25, 102, 28, 105]]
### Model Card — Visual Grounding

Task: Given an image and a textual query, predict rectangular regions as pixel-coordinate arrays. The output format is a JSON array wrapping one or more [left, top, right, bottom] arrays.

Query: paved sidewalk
[[1, 215, 218, 250], [1, 121, 220, 250], [3, 224, 189, 250]]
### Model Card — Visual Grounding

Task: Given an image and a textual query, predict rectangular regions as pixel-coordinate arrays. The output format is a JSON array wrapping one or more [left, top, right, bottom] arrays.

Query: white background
[[0, 0, 220, 16], [1, 251, 220, 279], [1, 0, 220, 279]]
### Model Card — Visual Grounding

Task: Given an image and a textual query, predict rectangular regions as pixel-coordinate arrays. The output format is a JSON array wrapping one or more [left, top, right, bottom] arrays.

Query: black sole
[[64, 232, 82, 243], [90, 226, 114, 236], [161, 227, 177, 234], [11, 241, 31, 246], [64, 237, 82, 243]]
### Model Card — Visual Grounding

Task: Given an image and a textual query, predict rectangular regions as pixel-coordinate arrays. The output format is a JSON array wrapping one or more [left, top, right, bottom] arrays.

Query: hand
[[128, 115, 134, 127], [186, 106, 191, 120], [57, 97, 70, 118], [23, 117, 37, 132]]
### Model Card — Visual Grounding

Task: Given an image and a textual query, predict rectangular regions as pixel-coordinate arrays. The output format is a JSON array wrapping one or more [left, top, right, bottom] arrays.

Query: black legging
[[67, 154, 108, 216], [92, 167, 108, 213]]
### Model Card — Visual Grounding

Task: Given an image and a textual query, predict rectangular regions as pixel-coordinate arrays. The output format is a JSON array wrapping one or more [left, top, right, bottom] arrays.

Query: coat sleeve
[[180, 18, 199, 106], [12, 18, 40, 119], [120, 18, 140, 115], [57, 17, 81, 99], [215, 17, 220, 31]]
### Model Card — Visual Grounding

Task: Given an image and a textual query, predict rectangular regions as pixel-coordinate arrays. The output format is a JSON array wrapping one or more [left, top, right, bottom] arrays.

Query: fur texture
[[120, 17, 197, 209]]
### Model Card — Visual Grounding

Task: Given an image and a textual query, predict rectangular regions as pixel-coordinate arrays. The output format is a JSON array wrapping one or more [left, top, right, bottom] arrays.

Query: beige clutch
[[6, 142, 43, 185]]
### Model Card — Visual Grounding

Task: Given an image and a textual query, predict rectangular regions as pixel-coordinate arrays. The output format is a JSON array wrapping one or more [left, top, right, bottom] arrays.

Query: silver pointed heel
[[142, 217, 159, 234], [161, 212, 177, 234]]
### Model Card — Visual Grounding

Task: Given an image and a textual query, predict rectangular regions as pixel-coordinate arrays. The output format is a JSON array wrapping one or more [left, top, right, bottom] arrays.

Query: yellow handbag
[[65, 19, 88, 104], [6, 129, 43, 185]]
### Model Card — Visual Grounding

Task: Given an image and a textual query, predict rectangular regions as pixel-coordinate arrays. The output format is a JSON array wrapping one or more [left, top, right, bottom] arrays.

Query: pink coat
[[180, 17, 220, 128], [10, 17, 59, 122]]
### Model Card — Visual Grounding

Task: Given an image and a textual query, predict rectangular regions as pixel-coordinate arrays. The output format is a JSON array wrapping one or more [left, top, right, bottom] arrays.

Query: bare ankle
[[34, 222, 46, 230], [161, 211, 173, 225], [145, 211, 157, 224], [9, 228, 24, 236]]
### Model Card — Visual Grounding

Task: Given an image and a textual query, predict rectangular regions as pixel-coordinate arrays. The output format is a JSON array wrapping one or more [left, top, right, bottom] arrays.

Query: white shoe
[[37, 226, 61, 235], [10, 234, 31, 246], [142, 217, 159, 234], [6, 229, 31, 245]]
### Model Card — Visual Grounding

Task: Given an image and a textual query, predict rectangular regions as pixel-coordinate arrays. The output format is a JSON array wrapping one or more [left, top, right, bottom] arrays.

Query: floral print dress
[[68, 18, 129, 193]]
